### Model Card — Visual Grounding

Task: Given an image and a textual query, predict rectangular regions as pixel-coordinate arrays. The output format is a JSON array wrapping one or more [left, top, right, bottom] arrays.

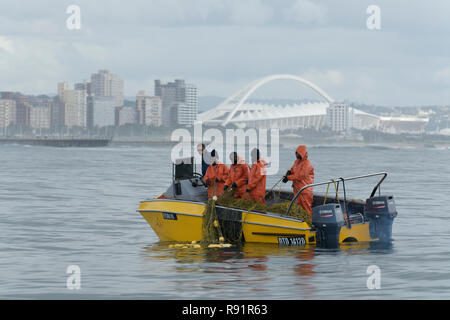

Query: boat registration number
[[162, 212, 177, 220], [278, 236, 306, 246]]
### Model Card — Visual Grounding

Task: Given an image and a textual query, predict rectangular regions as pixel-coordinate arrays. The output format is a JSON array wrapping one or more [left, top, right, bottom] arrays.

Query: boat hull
[[139, 200, 204, 242], [138, 199, 374, 246]]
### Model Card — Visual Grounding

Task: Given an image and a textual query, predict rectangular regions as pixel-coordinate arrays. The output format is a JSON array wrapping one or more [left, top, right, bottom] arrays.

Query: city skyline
[[1, 1, 450, 107], [0, 69, 200, 131]]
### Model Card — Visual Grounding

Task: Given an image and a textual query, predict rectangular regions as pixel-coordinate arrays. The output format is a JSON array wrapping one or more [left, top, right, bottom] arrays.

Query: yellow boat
[[138, 158, 397, 248]]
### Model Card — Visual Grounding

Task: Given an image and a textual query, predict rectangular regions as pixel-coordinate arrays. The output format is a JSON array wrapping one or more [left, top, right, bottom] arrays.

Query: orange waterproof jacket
[[225, 158, 250, 198], [247, 159, 268, 203], [203, 162, 229, 198], [287, 146, 314, 214]]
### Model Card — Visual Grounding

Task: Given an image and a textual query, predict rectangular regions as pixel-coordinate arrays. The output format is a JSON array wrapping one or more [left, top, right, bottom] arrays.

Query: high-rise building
[[15, 97, 31, 128], [136, 90, 148, 125], [29, 105, 51, 129], [136, 91, 162, 127], [115, 106, 137, 126], [28, 96, 52, 130], [145, 96, 162, 127], [50, 97, 65, 130], [178, 84, 198, 125], [90, 70, 124, 107], [326, 103, 351, 132], [1, 92, 30, 128], [57, 82, 68, 101], [154, 79, 198, 126], [75, 81, 91, 96], [87, 96, 116, 128], [63, 90, 87, 128], [0, 99, 17, 129]]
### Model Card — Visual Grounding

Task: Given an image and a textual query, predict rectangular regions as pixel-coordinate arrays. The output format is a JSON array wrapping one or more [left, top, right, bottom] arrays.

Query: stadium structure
[[197, 74, 428, 133]]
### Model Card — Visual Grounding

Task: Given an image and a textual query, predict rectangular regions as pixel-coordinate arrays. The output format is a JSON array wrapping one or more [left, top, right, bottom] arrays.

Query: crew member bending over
[[224, 152, 250, 199], [282, 145, 314, 215], [203, 150, 229, 198], [246, 148, 267, 204]]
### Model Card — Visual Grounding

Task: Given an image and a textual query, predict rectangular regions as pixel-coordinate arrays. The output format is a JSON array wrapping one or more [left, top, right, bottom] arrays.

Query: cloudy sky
[[1, 0, 450, 106]]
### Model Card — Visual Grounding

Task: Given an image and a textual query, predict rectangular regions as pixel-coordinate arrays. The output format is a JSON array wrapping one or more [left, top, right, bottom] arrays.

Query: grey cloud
[[0, 0, 450, 106]]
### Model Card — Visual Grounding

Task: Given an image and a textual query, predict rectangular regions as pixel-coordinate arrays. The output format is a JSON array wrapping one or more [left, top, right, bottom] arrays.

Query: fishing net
[[201, 198, 225, 244], [201, 188, 312, 245]]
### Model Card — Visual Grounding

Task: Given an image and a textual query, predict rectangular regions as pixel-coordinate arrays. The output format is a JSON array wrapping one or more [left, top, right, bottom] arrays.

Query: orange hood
[[296, 145, 308, 160]]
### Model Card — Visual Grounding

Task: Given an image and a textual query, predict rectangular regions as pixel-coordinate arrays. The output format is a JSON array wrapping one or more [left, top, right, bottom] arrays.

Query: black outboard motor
[[312, 204, 345, 248], [365, 195, 397, 242]]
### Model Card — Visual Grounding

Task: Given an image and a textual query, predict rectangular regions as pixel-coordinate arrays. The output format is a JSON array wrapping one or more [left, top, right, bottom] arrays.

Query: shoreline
[[1, 136, 449, 149]]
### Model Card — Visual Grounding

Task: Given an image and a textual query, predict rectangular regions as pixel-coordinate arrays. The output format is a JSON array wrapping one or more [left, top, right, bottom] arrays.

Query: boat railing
[[285, 172, 388, 218]]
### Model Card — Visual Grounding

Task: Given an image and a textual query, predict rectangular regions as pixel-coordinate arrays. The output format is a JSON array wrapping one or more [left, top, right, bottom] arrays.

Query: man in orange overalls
[[203, 149, 229, 198], [224, 152, 250, 199], [245, 148, 267, 204], [282, 145, 314, 215]]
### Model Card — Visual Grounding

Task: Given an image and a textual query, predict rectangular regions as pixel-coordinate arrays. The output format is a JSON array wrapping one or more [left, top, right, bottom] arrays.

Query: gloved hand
[[215, 178, 219, 183], [246, 189, 250, 193], [231, 182, 237, 189], [205, 180, 210, 187], [282, 176, 288, 183], [286, 170, 292, 176], [224, 185, 229, 191]]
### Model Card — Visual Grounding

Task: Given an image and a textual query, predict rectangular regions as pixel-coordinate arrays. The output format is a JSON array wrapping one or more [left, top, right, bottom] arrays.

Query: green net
[[201, 198, 225, 244], [201, 189, 312, 245]]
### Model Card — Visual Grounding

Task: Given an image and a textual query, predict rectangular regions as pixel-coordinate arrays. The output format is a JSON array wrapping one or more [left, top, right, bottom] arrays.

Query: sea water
[[1, 144, 449, 299]]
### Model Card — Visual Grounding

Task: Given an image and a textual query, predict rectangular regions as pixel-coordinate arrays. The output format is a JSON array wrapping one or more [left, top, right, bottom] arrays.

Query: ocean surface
[[1, 143, 449, 299]]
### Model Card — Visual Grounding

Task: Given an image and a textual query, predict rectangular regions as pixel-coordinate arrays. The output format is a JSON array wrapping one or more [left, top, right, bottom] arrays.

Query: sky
[[1, 0, 450, 106]]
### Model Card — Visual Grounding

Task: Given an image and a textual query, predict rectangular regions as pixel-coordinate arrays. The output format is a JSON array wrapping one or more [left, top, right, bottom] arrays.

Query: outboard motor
[[312, 204, 345, 248], [365, 195, 397, 242]]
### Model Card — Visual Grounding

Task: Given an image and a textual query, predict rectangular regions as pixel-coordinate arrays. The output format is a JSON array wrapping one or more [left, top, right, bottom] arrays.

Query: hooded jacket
[[247, 158, 268, 203], [203, 161, 229, 198], [287, 145, 314, 214], [225, 157, 250, 198]]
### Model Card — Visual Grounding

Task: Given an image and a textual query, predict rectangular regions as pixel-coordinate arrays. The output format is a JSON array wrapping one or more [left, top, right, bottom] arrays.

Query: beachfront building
[[155, 79, 198, 126], [87, 96, 116, 128], [136, 91, 162, 127], [29, 105, 51, 129], [0, 99, 16, 129], [90, 70, 124, 108], [63, 89, 87, 128], [326, 103, 351, 132]]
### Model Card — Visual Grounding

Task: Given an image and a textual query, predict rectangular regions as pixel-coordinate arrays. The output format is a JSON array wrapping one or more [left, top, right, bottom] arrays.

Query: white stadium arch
[[222, 74, 334, 126], [197, 74, 335, 128]]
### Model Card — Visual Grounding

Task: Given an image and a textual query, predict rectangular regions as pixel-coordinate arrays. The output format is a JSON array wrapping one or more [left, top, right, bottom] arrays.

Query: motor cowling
[[312, 204, 345, 248], [365, 195, 397, 242]]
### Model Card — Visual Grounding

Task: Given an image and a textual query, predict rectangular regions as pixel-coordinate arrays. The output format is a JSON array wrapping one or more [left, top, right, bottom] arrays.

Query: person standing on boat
[[203, 149, 229, 198], [224, 152, 250, 199], [245, 148, 267, 204], [197, 143, 212, 177], [282, 145, 314, 215]]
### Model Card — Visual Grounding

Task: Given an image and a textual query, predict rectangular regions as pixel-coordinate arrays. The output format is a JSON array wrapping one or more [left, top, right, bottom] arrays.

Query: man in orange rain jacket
[[245, 148, 267, 204], [282, 145, 314, 215], [224, 152, 250, 199], [203, 149, 229, 199]]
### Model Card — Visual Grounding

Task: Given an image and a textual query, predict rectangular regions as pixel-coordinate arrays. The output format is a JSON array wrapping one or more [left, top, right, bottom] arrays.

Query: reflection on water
[[140, 241, 396, 299], [141, 242, 320, 297]]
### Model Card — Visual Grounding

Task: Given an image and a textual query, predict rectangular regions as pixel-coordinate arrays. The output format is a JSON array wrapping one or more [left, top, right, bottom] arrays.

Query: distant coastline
[[2, 131, 450, 149], [0, 137, 111, 147]]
